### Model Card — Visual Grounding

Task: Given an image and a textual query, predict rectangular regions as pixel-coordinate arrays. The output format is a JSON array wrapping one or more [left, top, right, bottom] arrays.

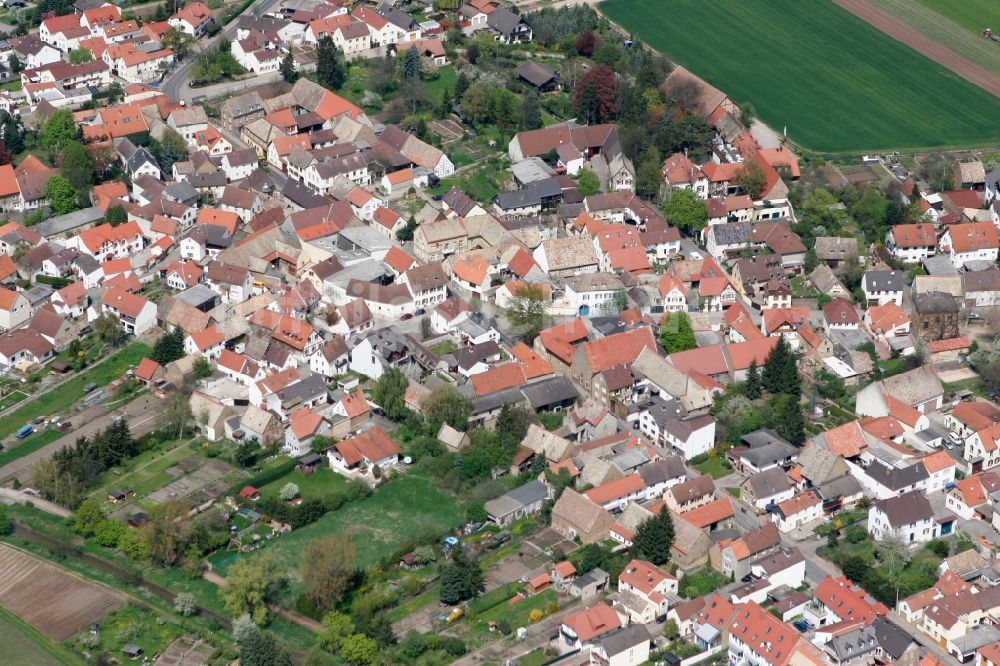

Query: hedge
[[230, 458, 298, 495], [35, 275, 74, 287]]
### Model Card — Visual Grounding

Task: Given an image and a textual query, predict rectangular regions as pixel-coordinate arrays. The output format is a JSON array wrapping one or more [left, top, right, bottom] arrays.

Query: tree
[[744, 359, 762, 400], [43, 109, 79, 152], [106, 204, 128, 226], [279, 483, 299, 501], [140, 499, 194, 567], [465, 42, 479, 64], [319, 611, 354, 651], [59, 140, 94, 191], [174, 592, 197, 616], [518, 91, 542, 131], [454, 71, 470, 101], [316, 37, 347, 89], [438, 86, 453, 119], [439, 549, 483, 604], [94, 313, 124, 346], [193, 356, 213, 379], [8, 54, 21, 74], [658, 311, 697, 353], [159, 392, 194, 440], [762, 337, 800, 397], [772, 394, 805, 445], [372, 367, 408, 421], [576, 168, 600, 196], [635, 153, 662, 200], [501, 282, 548, 341], [69, 48, 92, 64], [873, 529, 911, 597], [241, 631, 293, 666], [232, 614, 260, 644], [402, 47, 421, 79], [575, 30, 598, 56], [340, 634, 377, 665], [665, 115, 714, 162], [2, 113, 23, 154], [73, 498, 105, 536], [153, 327, 185, 364], [44, 175, 79, 215], [422, 386, 472, 430], [734, 160, 767, 198], [280, 50, 298, 83], [632, 507, 674, 565], [0, 504, 10, 536], [162, 27, 195, 58], [234, 440, 257, 468], [220, 551, 287, 624], [663, 188, 707, 233], [851, 188, 889, 243], [302, 534, 357, 612], [395, 216, 417, 242], [573, 65, 617, 124]]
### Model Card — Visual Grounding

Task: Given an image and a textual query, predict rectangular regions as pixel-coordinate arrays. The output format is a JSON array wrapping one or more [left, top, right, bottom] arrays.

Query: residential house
[[868, 491, 937, 544], [862, 270, 904, 306]]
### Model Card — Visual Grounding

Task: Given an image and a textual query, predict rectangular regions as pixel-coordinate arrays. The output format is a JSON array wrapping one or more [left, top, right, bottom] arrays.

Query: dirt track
[[832, 0, 1000, 99]]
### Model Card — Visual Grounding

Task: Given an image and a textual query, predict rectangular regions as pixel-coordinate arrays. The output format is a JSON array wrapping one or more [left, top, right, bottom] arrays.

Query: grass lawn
[[725, 487, 740, 498], [257, 466, 353, 504], [514, 648, 547, 666], [599, 0, 1000, 152], [475, 589, 558, 634], [0, 343, 152, 442], [917, 0, 1000, 35], [679, 567, 729, 599], [692, 455, 732, 479], [0, 429, 63, 468], [430, 341, 457, 356], [0, 80, 20, 92], [69, 604, 183, 662], [0, 605, 81, 665], [424, 65, 457, 102], [223, 474, 466, 576]]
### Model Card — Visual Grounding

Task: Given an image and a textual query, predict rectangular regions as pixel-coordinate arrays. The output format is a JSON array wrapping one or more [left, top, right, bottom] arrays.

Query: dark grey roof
[[863, 270, 904, 292], [963, 267, 1000, 293], [450, 340, 500, 371], [495, 187, 542, 210], [516, 60, 558, 88], [376, 4, 416, 29], [866, 460, 928, 491], [637, 456, 686, 486], [745, 467, 791, 498], [913, 290, 960, 314], [815, 474, 863, 501], [188, 171, 228, 189], [874, 490, 933, 527], [737, 430, 798, 467], [127, 146, 158, 174], [282, 179, 331, 209], [443, 186, 478, 217], [164, 180, 198, 204], [591, 624, 650, 658], [486, 6, 523, 35], [872, 617, 915, 660], [709, 221, 751, 246], [275, 374, 329, 407], [520, 375, 578, 409], [507, 479, 550, 507], [471, 386, 526, 415]]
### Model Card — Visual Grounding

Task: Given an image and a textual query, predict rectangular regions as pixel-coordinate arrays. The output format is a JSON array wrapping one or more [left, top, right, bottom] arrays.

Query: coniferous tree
[[519, 91, 542, 130], [438, 86, 453, 118], [316, 37, 346, 89], [773, 394, 806, 445], [632, 508, 674, 565], [744, 359, 761, 400], [762, 337, 800, 397], [439, 548, 483, 604], [280, 51, 298, 84], [402, 47, 421, 79], [152, 327, 185, 365], [454, 71, 470, 101]]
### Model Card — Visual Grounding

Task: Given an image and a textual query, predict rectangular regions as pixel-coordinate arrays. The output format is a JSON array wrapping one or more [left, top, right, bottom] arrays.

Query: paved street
[[0, 394, 165, 484], [161, 0, 285, 104]]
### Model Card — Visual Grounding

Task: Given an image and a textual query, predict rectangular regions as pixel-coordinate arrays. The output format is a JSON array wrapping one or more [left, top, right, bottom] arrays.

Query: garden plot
[[0, 544, 125, 640], [428, 119, 464, 142], [148, 460, 233, 504]]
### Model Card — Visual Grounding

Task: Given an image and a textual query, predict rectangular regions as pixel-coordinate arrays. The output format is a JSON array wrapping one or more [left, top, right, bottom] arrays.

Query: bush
[[845, 526, 867, 544]]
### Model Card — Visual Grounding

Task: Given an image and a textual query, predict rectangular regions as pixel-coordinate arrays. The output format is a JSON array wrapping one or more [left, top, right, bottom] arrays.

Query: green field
[[599, 0, 1000, 152], [918, 0, 1000, 35], [0, 343, 152, 444], [257, 466, 354, 504], [0, 605, 82, 665], [224, 474, 465, 574]]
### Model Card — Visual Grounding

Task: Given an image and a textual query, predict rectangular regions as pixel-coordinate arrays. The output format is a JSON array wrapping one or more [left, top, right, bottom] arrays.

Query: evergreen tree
[[280, 50, 298, 84], [438, 86, 453, 118], [744, 359, 761, 400], [518, 91, 542, 130], [632, 508, 674, 565], [106, 205, 127, 226], [60, 141, 95, 190], [152, 327, 185, 365], [402, 47, 421, 79], [439, 548, 483, 604], [8, 54, 21, 74], [762, 337, 800, 397], [453, 71, 470, 101], [772, 394, 806, 445], [316, 37, 346, 89], [2, 114, 23, 153]]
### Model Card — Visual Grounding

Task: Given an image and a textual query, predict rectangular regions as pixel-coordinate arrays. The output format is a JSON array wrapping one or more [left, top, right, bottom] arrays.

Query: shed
[[297, 453, 324, 475], [122, 644, 143, 659], [239, 485, 260, 501]]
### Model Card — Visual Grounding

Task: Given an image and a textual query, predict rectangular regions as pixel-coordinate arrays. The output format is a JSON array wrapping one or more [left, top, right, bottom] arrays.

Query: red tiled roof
[[190, 324, 224, 351], [582, 327, 656, 374], [471, 363, 525, 396], [927, 336, 971, 353], [335, 426, 400, 465], [135, 357, 161, 381], [814, 576, 888, 623], [679, 496, 733, 529], [538, 318, 588, 365], [584, 473, 645, 505], [561, 603, 622, 642]]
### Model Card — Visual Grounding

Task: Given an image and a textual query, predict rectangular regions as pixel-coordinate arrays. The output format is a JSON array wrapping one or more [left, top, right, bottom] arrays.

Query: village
[[0, 0, 997, 665]]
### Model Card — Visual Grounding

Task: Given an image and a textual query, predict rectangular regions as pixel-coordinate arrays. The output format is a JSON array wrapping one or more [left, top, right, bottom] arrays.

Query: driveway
[[0, 394, 165, 483]]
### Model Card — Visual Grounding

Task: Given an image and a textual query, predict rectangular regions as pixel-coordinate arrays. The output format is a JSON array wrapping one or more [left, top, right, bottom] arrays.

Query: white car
[[688, 251, 703, 260]]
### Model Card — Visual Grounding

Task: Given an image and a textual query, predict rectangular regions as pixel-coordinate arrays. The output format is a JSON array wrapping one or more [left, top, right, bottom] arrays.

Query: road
[[0, 487, 72, 517], [0, 394, 165, 484], [161, 0, 284, 103]]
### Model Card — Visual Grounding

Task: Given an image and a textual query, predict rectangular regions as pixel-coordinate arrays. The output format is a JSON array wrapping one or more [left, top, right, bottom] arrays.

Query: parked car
[[83, 383, 97, 393]]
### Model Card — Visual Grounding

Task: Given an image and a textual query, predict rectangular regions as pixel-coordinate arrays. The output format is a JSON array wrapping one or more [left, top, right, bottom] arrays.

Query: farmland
[[599, 0, 1000, 152], [917, 0, 1000, 35], [0, 544, 126, 641], [0, 606, 80, 665]]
